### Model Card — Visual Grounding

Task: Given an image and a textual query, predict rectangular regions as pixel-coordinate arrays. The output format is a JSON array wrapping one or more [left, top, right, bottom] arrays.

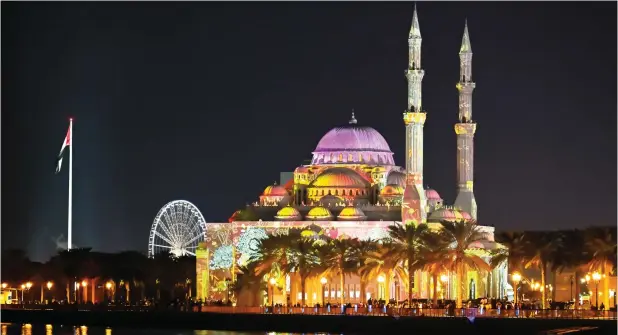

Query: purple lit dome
[[311, 114, 395, 166], [428, 208, 472, 223], [386, 171, 406, 187], [425, 189, 442, 201]]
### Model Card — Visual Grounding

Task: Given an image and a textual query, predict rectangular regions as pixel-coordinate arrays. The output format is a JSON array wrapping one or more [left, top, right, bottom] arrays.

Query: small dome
[[381, 184, 404, 196], [428, 208, 472, 222], [311, 168, 369, 188], [263, 184, 288, 196], [275, 206, 302, 221], [306, 206, 333, 220], [318, 195, 345, 207], [337, 207, 367, 221], [425, 188, 442, 200], [386, 171, 406, 187]]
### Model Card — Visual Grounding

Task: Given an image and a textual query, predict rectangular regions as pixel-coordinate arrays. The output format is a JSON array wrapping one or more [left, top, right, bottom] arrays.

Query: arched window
[[348, 153, 353, 162], [338, 153, 343, 162]]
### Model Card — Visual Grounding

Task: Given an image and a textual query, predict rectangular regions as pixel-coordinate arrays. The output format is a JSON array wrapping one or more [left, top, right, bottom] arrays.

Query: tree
[[319, 238, 358, 305], [352, 239, 378, 303], [421, 232, 450, 305], [438, 220, 490, 308], [523, 231, 562, 309], [360, 242, 403, 303], [385, 222, 430, 304], [286, 237, 321, 306], [584, 227, 617, 275], [492, 231, 528, 274]]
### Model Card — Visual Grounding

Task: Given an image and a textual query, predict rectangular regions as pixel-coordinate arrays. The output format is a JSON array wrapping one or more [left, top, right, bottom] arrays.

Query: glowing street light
[[25, 282, 32, 290], [106, 282, 113, 290], [320, 277, 327, 305], [512, 273, 521, 305], [377, 274, 386, 300], [81, 280, 88, 287], [592, 272, 601, 309], [1, 283, 7, 289], [268, 277, 276, 307], [440, 274, 449, 300], [46, 282, 53, 290]]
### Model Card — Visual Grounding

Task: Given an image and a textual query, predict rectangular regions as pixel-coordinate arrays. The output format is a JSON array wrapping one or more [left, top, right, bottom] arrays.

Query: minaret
[[454, 20, 478, 220], [402, 5, 427, 225]]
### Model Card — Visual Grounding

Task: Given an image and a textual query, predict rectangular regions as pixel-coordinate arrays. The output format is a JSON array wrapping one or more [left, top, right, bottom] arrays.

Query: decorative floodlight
[[592, 272, 601, 281], [320, 277, 327, 285]]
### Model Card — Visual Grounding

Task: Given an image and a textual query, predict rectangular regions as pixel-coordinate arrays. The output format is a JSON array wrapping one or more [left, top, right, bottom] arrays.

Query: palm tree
[[584, 227, 617, 275], [385, 222, 430, 304], [319, 238, 358, 305], [233, 262, 265, 306], [523, 231, 562, 309], [421, 233, 450, 305], [352, 239, 378, 303], [286, 237, 322, 306], [491, 231, 528, 274], [360, 242, 404, 303], [438, 220, 491, 308]]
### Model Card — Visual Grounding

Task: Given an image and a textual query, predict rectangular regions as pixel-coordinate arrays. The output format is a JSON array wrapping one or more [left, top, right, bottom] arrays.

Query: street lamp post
[[106, 282, 113, 303], [269, 277, 276, 309], [440, 274, 449, 300], [20, 284, 25, 303], [592, 272, 601, 309], [570, 276, 574, 302], [512, 273, 521, 306], [25, 282, 32, 303], [320, 277, 327, 306], [377, 275, 385, 300], [81, 280, 88, 303]]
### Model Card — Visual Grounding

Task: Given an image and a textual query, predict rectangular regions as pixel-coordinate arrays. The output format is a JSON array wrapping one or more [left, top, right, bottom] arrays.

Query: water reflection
[[74, 326, 88, 335], [2, 325, 333, 335]]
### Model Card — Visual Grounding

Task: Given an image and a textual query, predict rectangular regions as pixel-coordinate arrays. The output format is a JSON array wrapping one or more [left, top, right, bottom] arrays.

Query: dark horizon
[[2, 2, 616, 261]]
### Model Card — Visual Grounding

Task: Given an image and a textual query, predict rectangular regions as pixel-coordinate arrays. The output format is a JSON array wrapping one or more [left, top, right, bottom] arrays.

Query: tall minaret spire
[[402, 4, 427, 225], [454, 20, 478, 220]]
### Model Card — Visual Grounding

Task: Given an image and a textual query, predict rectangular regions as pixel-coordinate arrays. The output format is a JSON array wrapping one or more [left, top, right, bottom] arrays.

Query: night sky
[[2, 2, 616, 262]]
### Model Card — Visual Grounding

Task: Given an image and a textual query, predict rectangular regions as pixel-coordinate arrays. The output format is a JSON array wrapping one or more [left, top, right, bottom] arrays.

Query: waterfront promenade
[[2, 304, 616, 335], [3, 304, 617, 320]]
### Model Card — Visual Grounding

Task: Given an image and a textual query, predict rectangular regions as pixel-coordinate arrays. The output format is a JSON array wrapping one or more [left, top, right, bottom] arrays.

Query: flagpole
[[68, 118, 73, 250]]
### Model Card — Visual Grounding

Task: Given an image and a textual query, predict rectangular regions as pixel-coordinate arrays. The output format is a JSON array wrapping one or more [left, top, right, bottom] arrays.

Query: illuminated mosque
[[197, 7, 509, 306]]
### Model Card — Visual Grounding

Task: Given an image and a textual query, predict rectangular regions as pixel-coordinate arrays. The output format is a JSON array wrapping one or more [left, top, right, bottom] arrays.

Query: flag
[[55, 124, 71, 174]]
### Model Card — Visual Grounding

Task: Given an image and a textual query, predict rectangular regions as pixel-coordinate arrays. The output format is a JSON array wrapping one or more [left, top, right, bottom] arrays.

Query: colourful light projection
[[204, 221, 394, 268]]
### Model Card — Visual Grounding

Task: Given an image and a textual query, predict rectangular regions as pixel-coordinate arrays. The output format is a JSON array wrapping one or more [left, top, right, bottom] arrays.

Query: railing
[[2, 304, 616, 320], [199, 306, 617, 320]]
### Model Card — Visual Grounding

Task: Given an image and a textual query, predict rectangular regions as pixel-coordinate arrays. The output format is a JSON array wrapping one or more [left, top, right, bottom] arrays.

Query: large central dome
[[311, 114, 394, 165]]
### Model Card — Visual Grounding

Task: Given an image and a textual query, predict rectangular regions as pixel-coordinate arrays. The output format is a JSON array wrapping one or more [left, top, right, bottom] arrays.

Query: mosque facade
[[198, 7, 508, 306]]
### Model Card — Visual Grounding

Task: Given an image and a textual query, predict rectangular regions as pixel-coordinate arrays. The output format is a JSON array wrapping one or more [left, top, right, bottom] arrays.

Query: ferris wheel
[[148, 200, 207, 258]]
